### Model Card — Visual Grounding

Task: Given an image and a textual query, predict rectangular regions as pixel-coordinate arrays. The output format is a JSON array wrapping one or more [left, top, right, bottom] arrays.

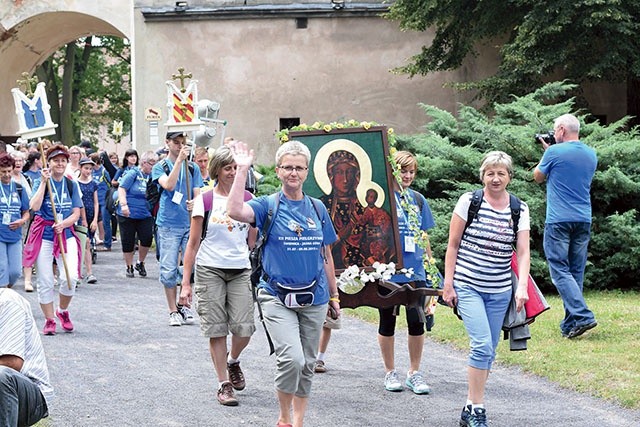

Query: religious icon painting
[[290, 126, 402, 273]]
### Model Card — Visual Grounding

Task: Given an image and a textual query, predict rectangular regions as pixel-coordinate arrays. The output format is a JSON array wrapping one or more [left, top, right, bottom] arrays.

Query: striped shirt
[[453, 192, 530, 294], [0, 288, 54, 405]]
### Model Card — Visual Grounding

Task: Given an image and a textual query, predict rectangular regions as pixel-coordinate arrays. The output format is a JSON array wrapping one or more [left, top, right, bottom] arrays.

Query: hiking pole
[[39, 144, 73, 290], [184, 146, 192, 201]]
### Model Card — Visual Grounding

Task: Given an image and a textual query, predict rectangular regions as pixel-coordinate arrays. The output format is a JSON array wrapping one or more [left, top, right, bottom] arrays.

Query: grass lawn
[[346, 290, 640, 409]]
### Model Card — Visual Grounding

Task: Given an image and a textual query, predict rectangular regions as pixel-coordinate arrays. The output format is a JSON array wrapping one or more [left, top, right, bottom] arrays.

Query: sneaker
[[567, 321, 598, 339], [134, 261, 147, 277], [459, 404, 472, 427], [468, 407, 488, 427], [126, 265, 134, 278], [55, 309, 74, 332], [384, 370, 403, 392], [43, 318, 56, 335], [314, 360, 327, 373], [177, 305, 195, 325], [217, 381, 239, 406], [227, 361, 246, 391], [86, 274, 97, 284], [169, 311, 183, 326], [405, 371, 431, 395]]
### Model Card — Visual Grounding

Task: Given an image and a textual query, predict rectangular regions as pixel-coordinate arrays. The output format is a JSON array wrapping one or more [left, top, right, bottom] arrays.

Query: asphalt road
[[16, 240, 640, 427]]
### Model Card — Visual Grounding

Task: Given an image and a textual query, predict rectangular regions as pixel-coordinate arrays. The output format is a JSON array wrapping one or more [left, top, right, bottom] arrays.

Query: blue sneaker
[[459, 404, 472, 427], [405, 371, 431, 395], [469, 407, 488, 427]]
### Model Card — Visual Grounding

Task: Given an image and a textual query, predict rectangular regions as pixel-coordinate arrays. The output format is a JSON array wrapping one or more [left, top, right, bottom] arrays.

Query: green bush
[[394, 82, 640, 290]]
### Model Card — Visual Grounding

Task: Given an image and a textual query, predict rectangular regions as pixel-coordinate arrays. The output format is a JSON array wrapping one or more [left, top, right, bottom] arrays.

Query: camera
[[535, 131, 556, 146]]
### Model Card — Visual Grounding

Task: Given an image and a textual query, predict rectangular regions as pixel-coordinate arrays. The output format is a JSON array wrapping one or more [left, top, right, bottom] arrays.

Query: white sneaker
[[169, 311, 183, 326], [384, 370, 403, 392], [405, 371, 431, 395], [178, 305, 195, 325]]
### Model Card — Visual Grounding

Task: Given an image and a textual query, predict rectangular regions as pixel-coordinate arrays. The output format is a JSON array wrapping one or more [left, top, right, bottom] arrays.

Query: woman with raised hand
[[442, 151, 530, 427], [227, 140, 339, 427], [24, 144, 83, 335], [179, 145, 257, 406]]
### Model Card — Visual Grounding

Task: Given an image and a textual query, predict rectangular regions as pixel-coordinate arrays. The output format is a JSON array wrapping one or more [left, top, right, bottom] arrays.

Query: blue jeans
[[0, 366, 48, 427], [0, 240, 22, 286], [101, 203, 112, 249], [543, 222, 595, 334], [455, 284, 511, 371], [157, 226, 190, 288]]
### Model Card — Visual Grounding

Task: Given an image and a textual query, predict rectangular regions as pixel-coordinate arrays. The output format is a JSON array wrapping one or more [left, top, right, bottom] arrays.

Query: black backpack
[[465, 189, 522, 241], [146, 160, 195, 216]]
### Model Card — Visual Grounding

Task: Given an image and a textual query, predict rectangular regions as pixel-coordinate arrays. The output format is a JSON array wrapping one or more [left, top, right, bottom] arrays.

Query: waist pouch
[[273, 279, 317, 308]]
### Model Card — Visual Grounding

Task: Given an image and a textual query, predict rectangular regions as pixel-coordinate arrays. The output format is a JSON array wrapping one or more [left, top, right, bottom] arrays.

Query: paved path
[[15, 240, 640, 427]]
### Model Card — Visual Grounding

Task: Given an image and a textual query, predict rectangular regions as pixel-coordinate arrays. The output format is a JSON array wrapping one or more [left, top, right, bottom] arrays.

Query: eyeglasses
[[144, 160, 156, 166], [69, 151, 81, 155], [278, 165, 308, 173]]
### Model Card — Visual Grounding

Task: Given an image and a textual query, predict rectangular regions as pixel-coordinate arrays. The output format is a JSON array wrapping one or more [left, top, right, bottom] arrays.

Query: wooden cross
[[171, 67, 192, 93], [16, 72, 38, 98]]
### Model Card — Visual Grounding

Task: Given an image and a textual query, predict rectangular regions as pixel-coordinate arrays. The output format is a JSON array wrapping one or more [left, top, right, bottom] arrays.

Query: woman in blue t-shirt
[[227, 140, 339, 427], [0, 153, 30, 289], [116, 150, 157, 278], [26, 144, 83, 336], [111, 148, 138, 187], [377, 150, 436, 396]]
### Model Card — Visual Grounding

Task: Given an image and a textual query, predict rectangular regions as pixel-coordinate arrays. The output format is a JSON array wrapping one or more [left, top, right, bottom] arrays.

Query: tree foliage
[[386, 0, 640, 121], [394, 82, 640, 290], [35, 36, 131, 146]]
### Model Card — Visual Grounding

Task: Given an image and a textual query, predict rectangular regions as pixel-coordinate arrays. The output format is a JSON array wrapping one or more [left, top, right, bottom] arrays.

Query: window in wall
[[296, 18, 308, 29], [280, 117, 300, 130]]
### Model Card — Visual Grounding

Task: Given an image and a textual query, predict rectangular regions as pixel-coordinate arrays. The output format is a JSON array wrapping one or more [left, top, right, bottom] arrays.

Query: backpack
[[465, 188, 522, 241], [146, 160, 195, 216], [200, 189, 253, 242], [43, 176, 75, 199]]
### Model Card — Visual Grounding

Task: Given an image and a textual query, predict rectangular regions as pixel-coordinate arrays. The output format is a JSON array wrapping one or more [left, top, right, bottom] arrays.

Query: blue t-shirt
[[0, 182, 30, 243], [249, 193, 338, 305], [24, 169, 41, 184], [538, 141, 597, 224], [32, 178, 83, 241], [391, 190, 435, 283], [92, 166, 110, 206], [118, 167, 151, 220], [152, 159, 203, 227], [113, 166, 135, 184]]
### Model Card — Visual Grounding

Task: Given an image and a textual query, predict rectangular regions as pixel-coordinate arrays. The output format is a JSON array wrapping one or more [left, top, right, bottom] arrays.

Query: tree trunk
[[71, 36, 93, 143], [627, 76, 640, 129], [60, 43, 76, 146]]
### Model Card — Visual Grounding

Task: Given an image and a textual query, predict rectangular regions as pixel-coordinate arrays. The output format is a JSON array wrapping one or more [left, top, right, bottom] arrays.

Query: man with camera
[[534, 113, 598, 339]]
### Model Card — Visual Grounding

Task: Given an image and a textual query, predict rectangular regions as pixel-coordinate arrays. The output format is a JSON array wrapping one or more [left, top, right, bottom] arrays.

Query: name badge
[[56, 213, 63, 223], [172, 191, 184, 205], [2, 212, 11, 225], [404, 235, 416, 253]]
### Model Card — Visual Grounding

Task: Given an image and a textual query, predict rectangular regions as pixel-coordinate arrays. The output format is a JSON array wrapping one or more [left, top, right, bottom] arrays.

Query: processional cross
[[17, 72, 40, 126], [171, 67, 193, 120]]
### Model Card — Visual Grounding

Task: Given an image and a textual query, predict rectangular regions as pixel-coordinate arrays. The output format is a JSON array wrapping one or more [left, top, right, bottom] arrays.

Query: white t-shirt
[[453, 192, 530, 294], [0, 289, 54, 405], [191, 192, 251, 269]]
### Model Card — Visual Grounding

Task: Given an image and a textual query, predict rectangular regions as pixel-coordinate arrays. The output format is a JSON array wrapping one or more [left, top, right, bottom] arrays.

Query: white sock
[[466, 399, 473, 407], [227, 355, 239, 364], [316, 352, 325, 362], [472, 403, 485, 411], [58, 308, 68, 314]]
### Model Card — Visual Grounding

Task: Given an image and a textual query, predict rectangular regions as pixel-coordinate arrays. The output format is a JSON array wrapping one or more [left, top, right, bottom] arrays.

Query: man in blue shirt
[[152, 132, 203, 327], [534, 113, 598, 339]]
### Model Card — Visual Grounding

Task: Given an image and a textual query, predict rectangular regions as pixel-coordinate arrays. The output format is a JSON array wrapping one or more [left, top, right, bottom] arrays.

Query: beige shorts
[[194, 265, 256, 338]]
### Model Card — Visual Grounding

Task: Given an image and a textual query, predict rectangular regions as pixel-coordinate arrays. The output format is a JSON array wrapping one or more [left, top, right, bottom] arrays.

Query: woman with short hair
[[25, 144, 83, 335], [442, 151, 531, 427], [0, 153, 30, 289], [227, 140, 340, 427]]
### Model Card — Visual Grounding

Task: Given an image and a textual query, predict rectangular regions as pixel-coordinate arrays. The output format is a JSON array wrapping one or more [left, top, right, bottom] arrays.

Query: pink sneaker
[[43, 318, 57, 335], [56, 309, 74, 332]]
